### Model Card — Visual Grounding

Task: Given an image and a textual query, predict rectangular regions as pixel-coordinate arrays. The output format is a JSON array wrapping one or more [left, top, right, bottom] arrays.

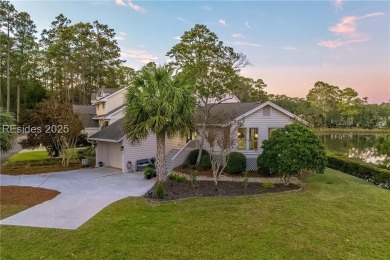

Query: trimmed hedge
[[327, 153, 390, 190], [200, 154, 212, 170], [226, 152, 246, 174], [188, 149, 209, 165]]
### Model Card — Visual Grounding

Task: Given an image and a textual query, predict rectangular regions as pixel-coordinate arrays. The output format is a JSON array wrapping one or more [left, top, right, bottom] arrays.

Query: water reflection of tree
[[375, 135, 390, 168], [320, 134, 388, 166]]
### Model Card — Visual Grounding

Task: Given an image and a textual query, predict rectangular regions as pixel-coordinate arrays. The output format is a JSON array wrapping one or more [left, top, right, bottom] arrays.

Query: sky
[[11, 0, 390, 104]]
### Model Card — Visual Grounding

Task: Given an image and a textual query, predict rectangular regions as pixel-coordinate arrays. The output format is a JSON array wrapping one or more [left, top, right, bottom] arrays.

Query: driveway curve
[[0, 168, 155, 230]]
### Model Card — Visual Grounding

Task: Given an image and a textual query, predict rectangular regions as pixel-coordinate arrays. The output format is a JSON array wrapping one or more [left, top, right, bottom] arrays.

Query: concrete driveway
[[0, 168, 155, 230]]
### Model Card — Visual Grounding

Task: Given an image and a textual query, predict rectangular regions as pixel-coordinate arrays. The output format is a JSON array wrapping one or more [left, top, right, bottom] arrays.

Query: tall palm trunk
[[156, 133, 167, 181]]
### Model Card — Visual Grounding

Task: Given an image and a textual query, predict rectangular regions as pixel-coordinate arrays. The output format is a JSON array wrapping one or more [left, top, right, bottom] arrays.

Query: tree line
[[0, 1, 133, 122]]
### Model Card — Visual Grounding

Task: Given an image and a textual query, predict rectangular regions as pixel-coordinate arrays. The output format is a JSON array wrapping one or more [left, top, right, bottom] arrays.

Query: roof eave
[[86, 137, 122, 143]]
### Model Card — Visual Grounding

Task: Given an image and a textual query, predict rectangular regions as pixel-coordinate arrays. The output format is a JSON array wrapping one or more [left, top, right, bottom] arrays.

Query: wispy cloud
[[244, 21, 251, 28], [331, 12, 385, 36], [200, 5, 212, 11], [177, 17, 192, 25], [232, 33, 245, 38], [319, 12, 386, 48], [227, 41, 262, 47], [333, 0, 343, 12], [128, 1, 145, 12], [281, 46, 299, 51], [317, 38, 369, 49], [330, 16, 356, 35], [115, 0, 145, 13], [115, 32, 127, 41], [115, 0, 126, 6], [361, 12, 386, 19], [121, 49, 158, 64], [218, 19, 226, 26], [173, 36, 181, 40]]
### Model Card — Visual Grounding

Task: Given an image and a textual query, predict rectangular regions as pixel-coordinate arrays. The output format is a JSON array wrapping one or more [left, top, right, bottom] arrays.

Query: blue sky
[[12, 0, 389, 103]]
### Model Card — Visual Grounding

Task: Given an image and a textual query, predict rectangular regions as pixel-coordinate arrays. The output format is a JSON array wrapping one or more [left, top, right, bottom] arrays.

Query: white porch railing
[[171, 140, 199, 169]]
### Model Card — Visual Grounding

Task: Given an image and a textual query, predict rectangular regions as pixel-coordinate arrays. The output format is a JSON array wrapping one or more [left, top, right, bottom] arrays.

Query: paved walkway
[[0, 168, 155, 230]]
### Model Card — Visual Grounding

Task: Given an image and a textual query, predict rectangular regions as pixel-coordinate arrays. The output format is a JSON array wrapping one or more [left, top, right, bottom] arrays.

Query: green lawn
[[1, 169, 389, 259], [6, 151, 49, 162], [6, 148, 85, 163]]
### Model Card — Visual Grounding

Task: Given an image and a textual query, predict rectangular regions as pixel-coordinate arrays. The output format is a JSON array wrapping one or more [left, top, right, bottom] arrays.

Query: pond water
[[318, 134, 389, 167]]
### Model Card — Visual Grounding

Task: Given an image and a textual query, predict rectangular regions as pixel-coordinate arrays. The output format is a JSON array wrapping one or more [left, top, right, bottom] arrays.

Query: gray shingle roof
[[195, 102, 262, 125], [88, 117, 125, 141], [72, 105, 99, 128], [91, 88, 121, 103], [73, 105, 96, 114], [93, 104, 126, 119], [88, 102, 265, 141]]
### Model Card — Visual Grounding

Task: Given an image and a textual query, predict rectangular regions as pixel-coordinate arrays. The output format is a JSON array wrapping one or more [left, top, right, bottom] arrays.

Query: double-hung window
[[237, 127, 258, 150], [249, 128, 258, 150], [237, 128, 247, 150]]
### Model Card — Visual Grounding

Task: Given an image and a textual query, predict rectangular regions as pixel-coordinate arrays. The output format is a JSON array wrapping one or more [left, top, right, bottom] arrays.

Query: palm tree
[[123, 64, 196, 181], [0, 110, 16, 154]]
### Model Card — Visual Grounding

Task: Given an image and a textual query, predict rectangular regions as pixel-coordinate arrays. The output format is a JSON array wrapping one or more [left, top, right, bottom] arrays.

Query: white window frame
[[237, 127, 259, 151]]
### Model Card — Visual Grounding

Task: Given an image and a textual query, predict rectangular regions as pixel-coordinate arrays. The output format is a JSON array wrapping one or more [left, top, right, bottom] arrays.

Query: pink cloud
[[115, 0, 126, 6], [330, 13, 385, 35], [232, 33, 245, 38], [319, 12, 385, 48], [128, 1, 145, 13], [330, 16, 357, 35], [317, 38, 369, 48], [121, 49, 158, 63]]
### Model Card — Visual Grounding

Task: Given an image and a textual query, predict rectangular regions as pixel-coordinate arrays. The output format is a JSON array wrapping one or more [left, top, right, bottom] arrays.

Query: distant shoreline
[[313, 128, 390, 134]]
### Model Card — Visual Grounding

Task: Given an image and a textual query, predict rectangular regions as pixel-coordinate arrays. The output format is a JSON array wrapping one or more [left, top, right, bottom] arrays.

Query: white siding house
[[88, 88, 303, 172], [235, 105, 295, 170]]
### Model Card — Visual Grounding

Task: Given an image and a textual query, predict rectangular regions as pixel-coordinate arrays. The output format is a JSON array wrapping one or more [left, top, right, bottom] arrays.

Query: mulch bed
[[173, 166, 266, 178], [0, 186, 60, 205], [147, 180, 301, 201], [1, 161, 94, 175]]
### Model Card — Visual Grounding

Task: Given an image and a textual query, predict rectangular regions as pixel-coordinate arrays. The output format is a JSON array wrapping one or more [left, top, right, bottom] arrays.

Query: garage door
[[106, 143, 122, 169]]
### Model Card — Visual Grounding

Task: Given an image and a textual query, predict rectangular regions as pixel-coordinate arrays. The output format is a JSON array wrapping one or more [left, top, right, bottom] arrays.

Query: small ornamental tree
[[205, 119, 243, 185], [0, 110, 16, 153], [257, 123, 327, 185], [19, 98, 84, 166]]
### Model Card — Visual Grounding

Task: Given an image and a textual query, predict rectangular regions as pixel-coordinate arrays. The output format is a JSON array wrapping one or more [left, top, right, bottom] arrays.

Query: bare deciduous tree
[[205, 119, 243, 186]]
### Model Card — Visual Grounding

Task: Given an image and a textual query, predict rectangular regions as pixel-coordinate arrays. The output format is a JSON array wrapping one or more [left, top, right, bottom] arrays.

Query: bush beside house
[[188, 149, 209, 165], [199, 155, 212, 170], [226, 152, 246, 174], [257, 123, 327, 185]]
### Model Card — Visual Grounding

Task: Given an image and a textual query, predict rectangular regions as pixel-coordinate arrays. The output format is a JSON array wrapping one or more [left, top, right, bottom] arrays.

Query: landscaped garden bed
[[1, 159, 94, 175], [147, 179, 301, 201], [173, 165, 260, 178], [0, 186, 60, 219]]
